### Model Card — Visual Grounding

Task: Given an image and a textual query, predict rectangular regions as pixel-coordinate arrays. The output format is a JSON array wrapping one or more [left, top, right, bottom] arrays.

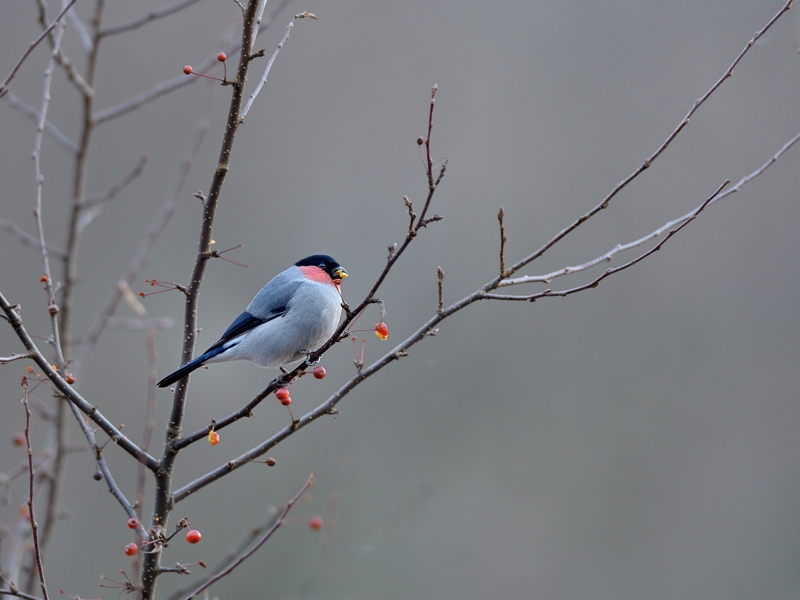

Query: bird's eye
[[318, 263, 326, 269]]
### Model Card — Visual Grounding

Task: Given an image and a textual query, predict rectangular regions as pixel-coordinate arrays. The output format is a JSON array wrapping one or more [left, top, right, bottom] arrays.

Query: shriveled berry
[[124, 543, 138, 556], [208, 430, 220, 446], [186, 529, 202, 544], [65, 374, 76, 384], [308, 516, 323, 531], [48, 304, 59, 315], [127, 518, 138, 529], [183, 65, 193, 75], [313, 366, 326, 379], [375, 322, 388, 341], [93, 470, 103, 481], [265, 457, 276, 466]]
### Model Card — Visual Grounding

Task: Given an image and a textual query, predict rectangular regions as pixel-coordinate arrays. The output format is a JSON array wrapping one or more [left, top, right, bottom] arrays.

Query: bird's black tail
[[157, 354, 207, 388]]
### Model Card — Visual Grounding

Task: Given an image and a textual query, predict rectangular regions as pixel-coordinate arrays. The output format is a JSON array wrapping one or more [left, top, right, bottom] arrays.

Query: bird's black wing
[[204, 310, 274, 353]]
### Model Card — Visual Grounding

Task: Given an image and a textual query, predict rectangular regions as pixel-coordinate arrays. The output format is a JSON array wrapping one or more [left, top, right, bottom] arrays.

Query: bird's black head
[[295, 255, 348, 280]]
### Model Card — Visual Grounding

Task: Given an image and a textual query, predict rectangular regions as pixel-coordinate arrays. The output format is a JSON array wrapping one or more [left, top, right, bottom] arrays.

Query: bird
[[157, 254, 347, 388]]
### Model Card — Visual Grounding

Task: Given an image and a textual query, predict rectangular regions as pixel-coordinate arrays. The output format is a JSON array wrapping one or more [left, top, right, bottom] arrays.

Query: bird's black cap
[[295, 255, 348, 279]]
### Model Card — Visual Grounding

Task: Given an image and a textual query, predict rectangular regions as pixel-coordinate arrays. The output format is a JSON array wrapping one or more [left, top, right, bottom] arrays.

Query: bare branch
[[2, 92, 78, 154], [93, 0, 295, 124], [500, 128, 800, 289], [486, 182, 728, 302], [495, 0, 793, 284], [0, 220, 66, 258], [0, 0, 78, 98], [98, 0, 205, 38], [182, 475, 315, 599], [72, 115, 209, 376], [80, 155, 149, 208], [497, 206, 506, 276], [0, 352, 33, 365], [0, 292, 159, 472], [21, 381, 49, 600], [240, 20, 294, 120], [437, 267, 444, 314]]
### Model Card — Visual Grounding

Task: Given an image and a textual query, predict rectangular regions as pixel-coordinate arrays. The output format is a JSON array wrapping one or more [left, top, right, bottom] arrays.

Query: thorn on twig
[[249, 48, 266, 60], [437, 267, 444, 314], [193, 190, 207, 203], [498, 206, 507, 276]]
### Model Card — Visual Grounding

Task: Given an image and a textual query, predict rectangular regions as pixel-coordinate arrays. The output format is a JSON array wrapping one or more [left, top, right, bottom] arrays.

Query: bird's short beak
[[334, 267, 348, 279]]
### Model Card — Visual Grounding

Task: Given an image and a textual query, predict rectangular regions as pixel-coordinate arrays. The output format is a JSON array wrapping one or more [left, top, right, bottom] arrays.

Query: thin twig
[[497, 207, 506, 276], [182, 475, 315, 599], [486, 181, 729, 301], [499, 128, 800, 289], [93, 0, 295, 124], [21, 381, 49, 600], [1, 92, 78, 154], [240, 20, 294, 120], [0, 353, 33, 365], [0, 0, 78, 98], [99, 0, 205, 37], [0, 292, 159, 472], [0, 221, 66, 258], [80, 155, 149, 208], [493, 0, 793, 285], [72, 114, 209, 377]]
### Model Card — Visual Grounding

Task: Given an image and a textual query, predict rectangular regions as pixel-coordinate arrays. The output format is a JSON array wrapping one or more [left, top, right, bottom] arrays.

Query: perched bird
[[157, 255, 347, 388]]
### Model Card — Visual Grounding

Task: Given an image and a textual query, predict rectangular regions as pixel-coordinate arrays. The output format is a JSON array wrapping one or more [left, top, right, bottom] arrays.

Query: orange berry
[[313, 366, 326, 379], [280, 395, 291, 406], [12, 432, 25, 446], [26, 366, 33, 373], [124, 543, 138, 556], [65, 374, 75, 384], [183, 65, 193, 75], [40, 275, 48, 283], [127, 518, 138, 529], [275, 387, 290, 401], [186, 529, 201, 544], [308, 516, 323, 531], [217, 52, 227, 62], [208, 430, 220, 446], [375, 322, 388, 341]]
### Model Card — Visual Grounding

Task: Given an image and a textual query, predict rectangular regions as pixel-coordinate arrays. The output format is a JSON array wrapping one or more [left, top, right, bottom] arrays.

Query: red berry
[[127, 518, 138, 529], [217, 52, 227, 62], [308, 516, 323, 531], [280, 395, 292, 406], [124, 543, 138, 556], [313, 366, 326, 379], [275, 387, 290, 401], [186, 529, 201, 544], [12, 431, 26, 446], [65, 374, 75, 384], [374, 322, 388, 341], [183, 65, 193, 75], [208, 430, 220, 446], [40, 275, 48, 283]]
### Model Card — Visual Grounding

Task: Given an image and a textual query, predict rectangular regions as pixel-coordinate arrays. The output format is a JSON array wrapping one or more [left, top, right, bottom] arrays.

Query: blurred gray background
[[1, 1, 799, 598]]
